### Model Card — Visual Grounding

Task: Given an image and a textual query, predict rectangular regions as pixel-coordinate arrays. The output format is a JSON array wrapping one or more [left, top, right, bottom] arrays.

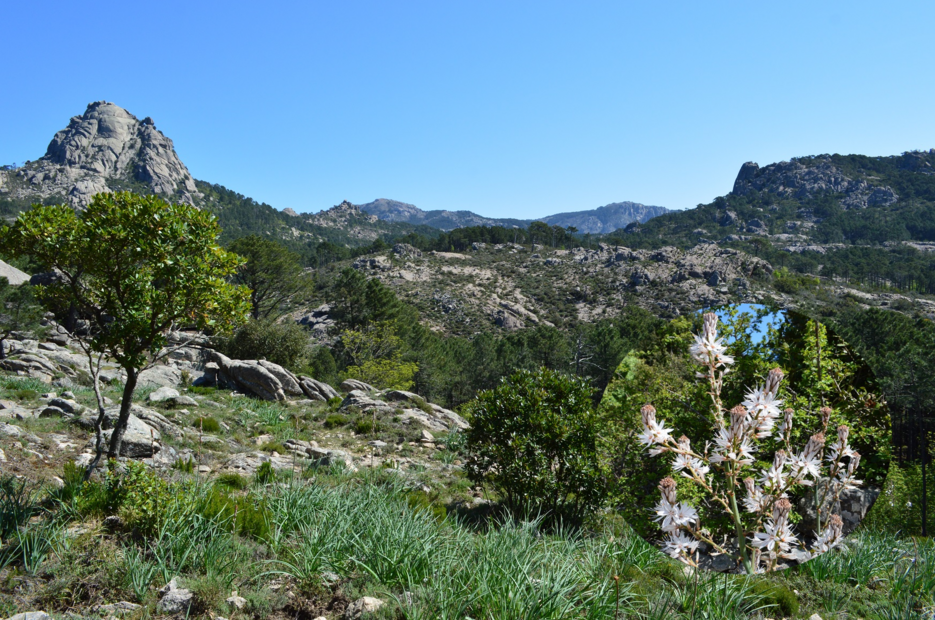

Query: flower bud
[[659, 476, 678, 505], [836, 425, 849, 446], [641, 404, 656, 429], [764, 368, 784, 396], [820, 407, 832, 429], [772, 498, 792, 528], [703, 312, 718, 341]]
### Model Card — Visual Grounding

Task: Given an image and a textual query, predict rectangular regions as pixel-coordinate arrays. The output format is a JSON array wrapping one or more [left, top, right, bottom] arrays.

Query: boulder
[[257, 360, 304, 396], [157, 578, 193, 615], [4, 612, 52, 620], [100, 414, 161, 458], [147, 386, 180, 403], [299, 376, 340, 401], [345, 597, 385, 620], [0, 260, 30, 286], [211, 352, 287, 401], [138, 364, 181, 388], [341, 379, 376, 393]]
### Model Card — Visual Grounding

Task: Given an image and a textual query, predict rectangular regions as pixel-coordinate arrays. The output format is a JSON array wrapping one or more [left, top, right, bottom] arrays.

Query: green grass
[[3, 466, 935, 619]]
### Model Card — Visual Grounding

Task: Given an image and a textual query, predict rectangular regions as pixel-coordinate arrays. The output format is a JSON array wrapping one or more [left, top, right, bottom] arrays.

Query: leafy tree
[[216, 318, 312, 369], [0, 278, 44, 360], [227, 235, 313, 320], [339, 322, 418, 390], [0, 192, 250, 471], [464, 368, 609, 524]]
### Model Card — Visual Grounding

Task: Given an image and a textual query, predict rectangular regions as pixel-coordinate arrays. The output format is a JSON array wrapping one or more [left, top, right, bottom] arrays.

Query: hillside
[[608, 151, 935, 296], [358, 198, 668, 233]]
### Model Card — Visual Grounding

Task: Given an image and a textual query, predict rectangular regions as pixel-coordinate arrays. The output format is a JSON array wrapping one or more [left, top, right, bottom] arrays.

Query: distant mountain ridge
[[357, 198, 669, 233]]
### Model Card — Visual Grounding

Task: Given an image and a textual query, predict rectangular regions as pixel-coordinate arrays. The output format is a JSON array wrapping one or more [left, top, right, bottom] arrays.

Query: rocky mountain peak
[[1, 101, 200, 208], [730, 157, 899, 210]]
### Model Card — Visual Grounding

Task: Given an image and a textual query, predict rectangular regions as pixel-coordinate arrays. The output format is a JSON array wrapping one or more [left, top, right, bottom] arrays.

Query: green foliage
[[173, 456, 196, 474], [192, 416, 221, 433], [255, 461, 275, 485], [76, 461, 171, 536], [0, 192, 251, 458], [751, 581, 799, 616], [195, 486, 270, 540], [0, 276, 44, 360], [406, 490, 447, 523], [215, 473, 248, 491], [0, 474, 40, 541], [353, 418, 382, 435], [216, 318, 312, 370], [464, 367, 608, 524], [773, 266, 819, 294], [324, 413, 349, 429], [259, 441, 287, 454], [227, 235, 313, 320]]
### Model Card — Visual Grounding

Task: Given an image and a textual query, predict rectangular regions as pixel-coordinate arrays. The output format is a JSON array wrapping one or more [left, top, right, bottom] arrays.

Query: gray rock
[[4, 102, 201, 209], [210, 352, 287, 401], [138, 364, 181, 388], [340, 379, 376, 393], [168, 395, 198, 407], [48, 397, 83, 414], [309, 447, 355, 470], [299, 376, 340, 401], [226, 595, 247, 610], [38, 406, 67, 418], [257, 360, 304, 396], [344, 597, 385, 619], [157, 577, 193, 614], [147, 386, 180, 402], [5, 612, 52, 620], [0, 260, 30, 286], [96, 411, 162, 458]]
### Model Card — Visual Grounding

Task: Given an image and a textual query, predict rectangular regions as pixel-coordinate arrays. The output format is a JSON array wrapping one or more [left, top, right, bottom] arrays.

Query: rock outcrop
[[0, 101, 200, 208], [731, 158, 899, 209]]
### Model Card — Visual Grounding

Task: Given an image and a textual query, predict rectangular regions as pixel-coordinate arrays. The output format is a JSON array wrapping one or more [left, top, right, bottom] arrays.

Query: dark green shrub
[[173, 457, 196, 474], [215, 473, 248, 490], [259, 441, 287, 454], [13, 389, 38, 400], [464, 367, 608, 524], [751, 581, 799, 616], [0, 475, 39, 540], [353, 418, 382, 435], [189, 385, 217, 396], [216, 319, 311, 370], [192, 416, 221, 433], [255, 462, 275, 485], [324, 413, 349, 429], [406, 490, 447, 523], [197, 486, 270, 540], [327, 396, 344, 410]]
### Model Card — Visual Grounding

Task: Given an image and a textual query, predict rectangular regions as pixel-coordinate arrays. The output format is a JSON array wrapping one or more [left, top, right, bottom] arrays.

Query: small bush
[[751, 581, 799, 616], [196, 486, 270, 540], [406, 490, 447, 523], [173, 457, 196, 474], [353, 418, 382, 435], [327, 396, 344, 410], [255, 462, 275, 485], [192, 416, 221, 433], [13, 389, 38, 400], [215, 473, 248, 490], [464, 367, 607, 525], [259, 441, 287, 454], [216, 319, 312, 370], [189, 385, 217, 396], [410, 395, 434, 415], [324, 413, 349, 429]]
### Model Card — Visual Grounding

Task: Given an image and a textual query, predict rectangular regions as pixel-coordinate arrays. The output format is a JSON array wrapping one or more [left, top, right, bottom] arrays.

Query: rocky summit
[[0, 101, 199, 208]]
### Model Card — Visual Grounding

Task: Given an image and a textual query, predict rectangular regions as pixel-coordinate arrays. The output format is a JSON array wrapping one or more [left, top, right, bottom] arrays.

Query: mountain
[[358, 199, 531, 230], [0, 101, 199, 212], [538, 202, 668, 233], [357, 198, 668, 233]]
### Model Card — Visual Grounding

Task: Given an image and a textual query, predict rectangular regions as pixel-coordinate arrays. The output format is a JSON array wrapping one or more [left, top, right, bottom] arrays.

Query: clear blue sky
[[2, 1, 933, 218]]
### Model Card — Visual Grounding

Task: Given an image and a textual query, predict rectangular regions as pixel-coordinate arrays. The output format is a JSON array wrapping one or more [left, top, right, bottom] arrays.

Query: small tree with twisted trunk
[[1, 192, 250, 474]]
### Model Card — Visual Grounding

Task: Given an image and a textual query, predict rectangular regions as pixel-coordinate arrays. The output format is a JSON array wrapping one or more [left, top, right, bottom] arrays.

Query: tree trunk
[[107, 367, 138, 459]]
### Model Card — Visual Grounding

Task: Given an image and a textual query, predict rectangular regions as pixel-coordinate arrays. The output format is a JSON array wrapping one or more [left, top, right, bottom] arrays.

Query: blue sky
[[2, 1, 933, 218]]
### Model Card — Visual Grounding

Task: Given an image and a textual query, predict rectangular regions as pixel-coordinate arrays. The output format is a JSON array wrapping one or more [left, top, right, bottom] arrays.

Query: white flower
[[662, 531, 699, 558], [751, 520, 799, 556], [653, 499, 698, 532]]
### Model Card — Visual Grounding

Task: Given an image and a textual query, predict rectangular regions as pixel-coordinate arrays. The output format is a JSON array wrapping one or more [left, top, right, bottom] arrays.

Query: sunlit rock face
[[1, 101, 200, 207]]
